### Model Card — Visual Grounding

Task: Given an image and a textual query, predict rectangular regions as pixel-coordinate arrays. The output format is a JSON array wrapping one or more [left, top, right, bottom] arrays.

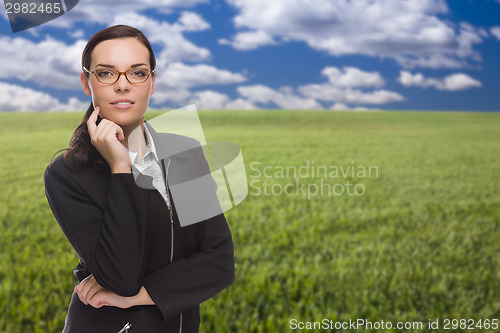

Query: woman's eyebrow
[[95, 63, 148, 68]]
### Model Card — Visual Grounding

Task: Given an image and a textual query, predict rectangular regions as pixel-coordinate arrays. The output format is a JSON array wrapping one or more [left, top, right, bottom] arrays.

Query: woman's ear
[[150, 71, 156, 96], [80, 72, 92, 96]]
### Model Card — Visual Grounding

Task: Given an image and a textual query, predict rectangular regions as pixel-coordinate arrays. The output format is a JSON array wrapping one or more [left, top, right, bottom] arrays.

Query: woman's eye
[[96, 70, 114, 77], [131, 70, 148, 77]]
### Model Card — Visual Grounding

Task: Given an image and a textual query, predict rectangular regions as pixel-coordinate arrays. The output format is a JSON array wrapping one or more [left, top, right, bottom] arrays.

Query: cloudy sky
[[0, 0, 499, 112]]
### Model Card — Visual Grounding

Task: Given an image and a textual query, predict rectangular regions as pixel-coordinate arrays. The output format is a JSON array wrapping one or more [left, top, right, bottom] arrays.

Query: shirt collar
[[144, 125, 160, 163], [126, 125, 160, 166]]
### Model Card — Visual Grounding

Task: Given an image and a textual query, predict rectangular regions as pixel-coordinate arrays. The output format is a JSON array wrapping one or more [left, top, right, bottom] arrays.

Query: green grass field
[[1, 110, 499, 332]]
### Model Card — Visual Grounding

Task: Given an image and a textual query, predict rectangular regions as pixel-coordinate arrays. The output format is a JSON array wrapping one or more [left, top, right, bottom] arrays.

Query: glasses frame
[[82, 66, 155, 84]]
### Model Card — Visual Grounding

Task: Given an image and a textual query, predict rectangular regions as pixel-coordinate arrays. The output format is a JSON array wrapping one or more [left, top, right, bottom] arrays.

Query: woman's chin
[[100, 111, 145, 127]]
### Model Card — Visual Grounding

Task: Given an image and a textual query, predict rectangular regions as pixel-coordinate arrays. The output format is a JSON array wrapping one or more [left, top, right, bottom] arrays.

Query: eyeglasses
[[83, 66, 155, 84]]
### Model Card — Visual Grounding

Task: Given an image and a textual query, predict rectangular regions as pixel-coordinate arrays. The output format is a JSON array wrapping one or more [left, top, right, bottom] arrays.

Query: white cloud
[[0, 82, 87, 111], [10, 10, 213, 64], [34, 6, 213, 62], [442, 73, 482, 91], [31, 0, 209, 28], [150, 82, 270, 109], [330, 103, 349, 110], [322, 67, 385, 88], [399, 71, 432, 87], [151, 88, 192, 106], [188, 90, 229, 109], [177, 11, 211, 31], [151, 63, 252, 109], [393, 54, 467, 69], [0, 36, 85, 90], [153, 90, 256, 110], [237, 85, 323, 109], [156, 62, 246, 89], [225, 98, 257, 110], [398, 71, 482, 91], [69, 29, 85, 39], [151, 62, 247, 106], [491, 26, 500, 41], [112, 12, 211, 63], [223, 0, 485, 68], [330, 103, 381, 111], [63, 97, 90, 111], [299, 84, 404, 104], [219, 30, 276, 50], [296, 66, 403, 105], [232, 66, 403, 109], [187, 90, 257, 109]]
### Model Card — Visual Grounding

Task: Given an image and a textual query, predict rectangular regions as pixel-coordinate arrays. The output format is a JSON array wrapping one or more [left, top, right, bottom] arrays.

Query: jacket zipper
[[161, 158, 183, 333], [118, 322, 131, 333]]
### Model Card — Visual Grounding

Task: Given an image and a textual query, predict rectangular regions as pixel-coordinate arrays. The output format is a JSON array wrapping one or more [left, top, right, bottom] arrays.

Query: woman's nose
[[114, 73, 131, 91]]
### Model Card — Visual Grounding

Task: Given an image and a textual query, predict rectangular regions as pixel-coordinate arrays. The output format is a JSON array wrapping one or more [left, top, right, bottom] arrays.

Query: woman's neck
[[121, 119, 147, 164]]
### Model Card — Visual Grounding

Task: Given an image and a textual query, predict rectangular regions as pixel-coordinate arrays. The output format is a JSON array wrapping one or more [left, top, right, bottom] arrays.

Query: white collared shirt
[[126, 126, 170, 206]]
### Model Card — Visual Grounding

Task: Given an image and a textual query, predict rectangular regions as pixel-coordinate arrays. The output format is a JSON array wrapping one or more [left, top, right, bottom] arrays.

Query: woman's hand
[[74, 274, 107, 307], [74, 274, 154, 309], [87, 106, 131, 174]]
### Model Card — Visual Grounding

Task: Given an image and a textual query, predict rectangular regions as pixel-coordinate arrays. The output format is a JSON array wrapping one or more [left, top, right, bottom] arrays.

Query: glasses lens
[[126, 68, 151, 83], [94, 69, 116, 84], [94, 69, 117, 84]]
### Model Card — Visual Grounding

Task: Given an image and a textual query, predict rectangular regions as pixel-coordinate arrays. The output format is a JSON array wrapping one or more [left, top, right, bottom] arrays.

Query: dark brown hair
[[53, 24, 156, 171]]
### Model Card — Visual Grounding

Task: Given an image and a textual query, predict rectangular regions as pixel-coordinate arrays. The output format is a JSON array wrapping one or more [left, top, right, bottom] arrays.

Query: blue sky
[[0, 0, 499, 111]]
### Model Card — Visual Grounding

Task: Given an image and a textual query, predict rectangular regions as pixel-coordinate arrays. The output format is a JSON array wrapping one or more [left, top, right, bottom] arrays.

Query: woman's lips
[[111, 99, 135, 110]]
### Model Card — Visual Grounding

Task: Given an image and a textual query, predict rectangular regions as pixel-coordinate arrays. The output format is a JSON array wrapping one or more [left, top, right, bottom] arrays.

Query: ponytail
[[50, 102, 107, 172]]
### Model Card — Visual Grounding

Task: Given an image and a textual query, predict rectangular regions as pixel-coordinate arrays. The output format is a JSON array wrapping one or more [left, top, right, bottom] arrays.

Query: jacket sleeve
[[44, 159, 150, 296], [144, 213, 234, 321]]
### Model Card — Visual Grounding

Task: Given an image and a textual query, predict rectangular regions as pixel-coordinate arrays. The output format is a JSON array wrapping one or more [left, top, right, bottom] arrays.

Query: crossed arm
[[74, 274, 153, 308]]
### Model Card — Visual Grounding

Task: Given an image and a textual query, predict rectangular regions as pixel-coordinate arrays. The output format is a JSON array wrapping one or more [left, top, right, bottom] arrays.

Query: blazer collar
[[144, 121, 175, 159], [144, 121, 200, 161]]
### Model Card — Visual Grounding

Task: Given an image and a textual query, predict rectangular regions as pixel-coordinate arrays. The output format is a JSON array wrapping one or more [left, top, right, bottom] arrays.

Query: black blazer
[[44, 126, 234, 333]]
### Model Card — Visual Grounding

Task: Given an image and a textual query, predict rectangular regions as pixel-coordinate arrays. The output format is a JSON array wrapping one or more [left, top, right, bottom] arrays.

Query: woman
[[44, 25, 234, 333]]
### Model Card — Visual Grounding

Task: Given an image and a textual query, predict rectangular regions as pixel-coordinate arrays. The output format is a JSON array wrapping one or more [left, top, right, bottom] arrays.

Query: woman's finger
[[89, 290, 111, 308], [75, 274, 97, 305], [77, 293, 87, 305], [74, 274, 92, 294], [104, 120, 125, 142], [87, 278, 104, 300], [89, 293, 104, 308], [95, 120, 117, 143], [91, 118, 116, 145], [81, 276, 102, 301], [79, 276, 94, 301], [84, 108, 130, 173], [116, 125, 125, 142], [95, 119, 125, 146]]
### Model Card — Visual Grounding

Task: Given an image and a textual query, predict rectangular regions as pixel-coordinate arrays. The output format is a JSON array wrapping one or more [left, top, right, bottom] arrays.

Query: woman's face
[[80, 37, 156, 127]]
